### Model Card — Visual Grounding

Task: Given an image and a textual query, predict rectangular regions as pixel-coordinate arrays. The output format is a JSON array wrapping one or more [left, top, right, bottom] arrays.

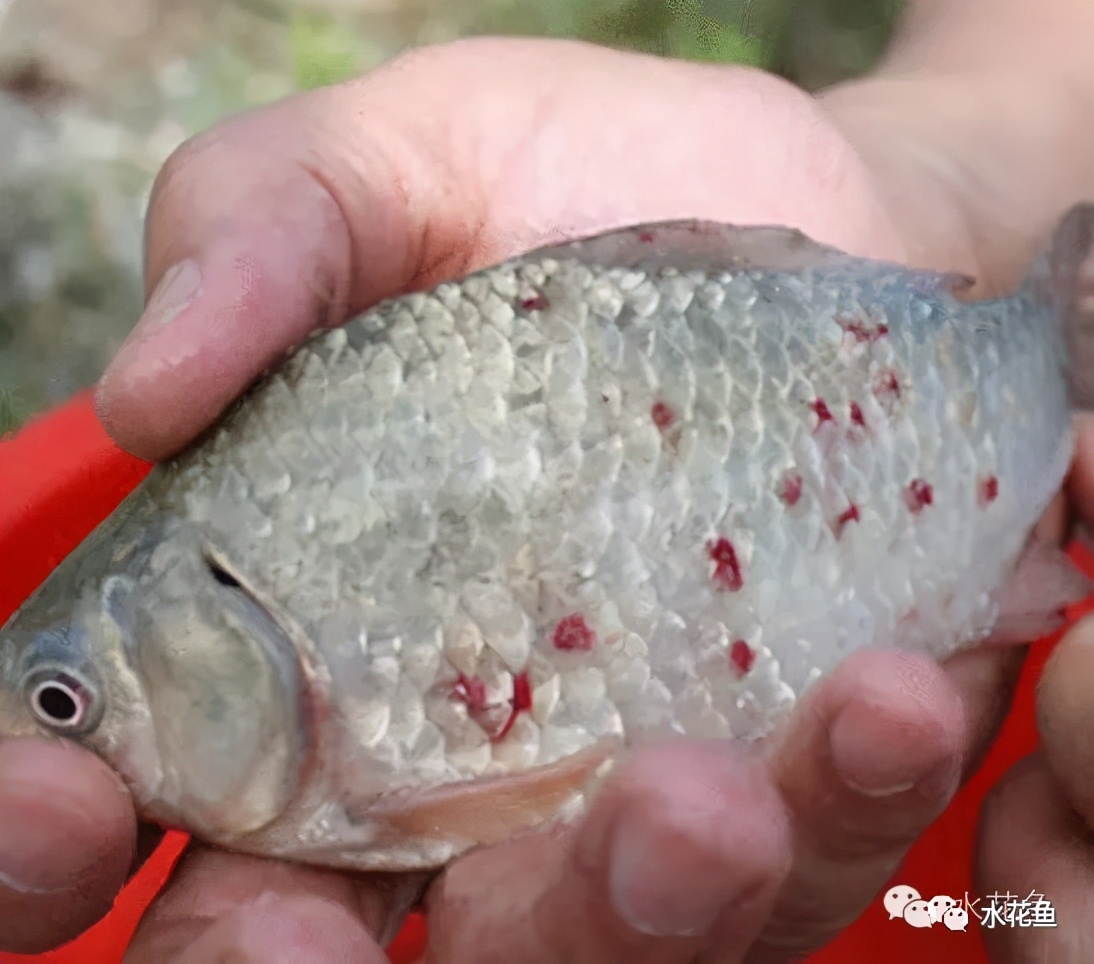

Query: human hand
[[975, 420, 1094, 962], [5, 0, 1094, 958]]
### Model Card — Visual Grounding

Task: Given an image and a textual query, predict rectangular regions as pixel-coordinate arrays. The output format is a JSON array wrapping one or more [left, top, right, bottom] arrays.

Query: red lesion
[[651, 401, 676, 431], [780, 471, 803, 506], [453, 673, 488, 716], [494, 672, 533, 742], [810, 398, 834, 427], [849, 402, 866, 428], [638, 230, 656, 243], [552, 613, 597, 652], [729, 640, 755, 677], [873, 369, 901, 399], [979, 475, 999, 506], [837, 315, 890, 343], [519, 290, 550, 311], [707, 537, 744, 591], [834, 503, 860, 537], [453, 671, 534, 743], [903, 478, 934, 514]]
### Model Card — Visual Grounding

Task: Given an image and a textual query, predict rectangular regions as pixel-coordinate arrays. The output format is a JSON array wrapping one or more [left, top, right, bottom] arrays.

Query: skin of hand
[[976, 420, 1094, 963], [2, 0, 1093, 960]]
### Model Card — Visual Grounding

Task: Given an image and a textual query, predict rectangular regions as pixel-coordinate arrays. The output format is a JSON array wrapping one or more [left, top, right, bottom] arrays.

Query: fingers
[[425, 741, 791, 964], [976, 754, 1094, 963], [745, 649, 968, 960], [96, 36, 900, 462], [0, 738, 136, 953], [93, 114, 360, 461], [124, 846, 428, 964], [973, 614, 1094, 962], [424, 645, 1014, 964], [1065, 411, 1094, 530], [1036, 614, 1094, 829]]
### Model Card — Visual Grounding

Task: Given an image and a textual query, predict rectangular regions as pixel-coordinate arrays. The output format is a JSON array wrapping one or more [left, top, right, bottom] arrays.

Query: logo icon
[[903, 899, 934, 929], [882, 884, 1057, 932], [944, 907, 969, 932], [929, 895, 957, 923], [883, 885, 921, 920]]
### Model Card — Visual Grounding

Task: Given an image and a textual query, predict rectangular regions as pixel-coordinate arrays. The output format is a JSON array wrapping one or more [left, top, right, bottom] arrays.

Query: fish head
[[0, 484, 310, 842]]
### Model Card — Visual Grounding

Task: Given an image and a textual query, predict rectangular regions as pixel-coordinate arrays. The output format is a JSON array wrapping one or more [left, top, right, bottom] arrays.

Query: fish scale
[[2, 209, 1093, 871], [178, 242, 1025, 760]]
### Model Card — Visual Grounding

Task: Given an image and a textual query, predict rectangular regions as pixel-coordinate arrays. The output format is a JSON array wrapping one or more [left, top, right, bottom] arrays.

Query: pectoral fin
[[331, 741, 618, 872], [986, 541, 1092, 645]]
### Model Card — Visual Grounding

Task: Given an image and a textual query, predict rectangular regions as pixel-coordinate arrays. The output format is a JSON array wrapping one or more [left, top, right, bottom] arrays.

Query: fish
[[3, 204, 1094, 873]]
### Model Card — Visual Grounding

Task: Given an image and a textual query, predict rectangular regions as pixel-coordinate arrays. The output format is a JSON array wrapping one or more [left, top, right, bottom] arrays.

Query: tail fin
[[1028, 202, 1094, 409]]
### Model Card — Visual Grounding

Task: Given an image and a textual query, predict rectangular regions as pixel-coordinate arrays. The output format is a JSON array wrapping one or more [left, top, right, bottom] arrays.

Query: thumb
[[95, 93, 398, 462]]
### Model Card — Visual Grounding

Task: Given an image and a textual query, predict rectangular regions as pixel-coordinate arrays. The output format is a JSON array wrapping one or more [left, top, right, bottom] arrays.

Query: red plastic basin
[[1, 391, 1087, 963]]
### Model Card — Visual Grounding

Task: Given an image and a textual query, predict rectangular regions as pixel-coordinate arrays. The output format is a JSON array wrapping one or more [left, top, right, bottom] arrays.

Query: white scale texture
[[150, 222, 1070, 798]]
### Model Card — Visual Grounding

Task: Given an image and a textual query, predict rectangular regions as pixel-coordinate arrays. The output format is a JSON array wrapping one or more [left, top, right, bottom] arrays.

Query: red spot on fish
[[519, 290, 550, 311], [638, 230, 655, 243], [838, 316, 889, 343], [729, 640, 756, 677], [904, 478, 934, 514], [835, 503, 860, 537], [780, 471, 803, 506], [651, 401, 676, 431], [707, 537, 744, 591], [453, 673, 487, 716], [874, 369, 901, 399], [811, 398, 834, 427], [849, 402, 865, 427], [552, 614, 597, 652], [979, 475, 999, 506], [494, 671, 533, 742]]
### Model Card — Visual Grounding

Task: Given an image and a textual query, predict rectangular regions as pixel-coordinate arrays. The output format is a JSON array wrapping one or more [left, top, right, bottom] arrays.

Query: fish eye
[[25, 670, 98, 732]]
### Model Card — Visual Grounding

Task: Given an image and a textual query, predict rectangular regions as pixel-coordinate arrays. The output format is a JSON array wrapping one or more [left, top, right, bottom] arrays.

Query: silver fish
[[3, 206, 1094, 872]]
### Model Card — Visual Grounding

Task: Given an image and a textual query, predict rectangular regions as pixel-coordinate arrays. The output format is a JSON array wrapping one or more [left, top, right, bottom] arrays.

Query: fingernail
[[0, 741, 119, 895], [140, 260, 202, 330], [607, 807, 730, 938], [0, 802, 89, 895], [829, 700, 957, 799]]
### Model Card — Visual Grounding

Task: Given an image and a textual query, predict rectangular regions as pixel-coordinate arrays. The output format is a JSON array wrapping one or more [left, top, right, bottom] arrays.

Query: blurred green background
[[0, 0, 903, 436]]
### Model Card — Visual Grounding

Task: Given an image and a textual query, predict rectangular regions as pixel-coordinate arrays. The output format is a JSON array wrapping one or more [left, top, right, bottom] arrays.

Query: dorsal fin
[[530, 219, 847, 275], [526, 219, 974, 295]]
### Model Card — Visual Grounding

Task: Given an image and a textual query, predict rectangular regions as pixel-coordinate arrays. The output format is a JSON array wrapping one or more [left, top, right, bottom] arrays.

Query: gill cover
[[122, 539, 315, 839]]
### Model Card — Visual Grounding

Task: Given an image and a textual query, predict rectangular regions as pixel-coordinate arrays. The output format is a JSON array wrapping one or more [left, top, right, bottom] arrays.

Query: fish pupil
[[33, 681, 80, 725]]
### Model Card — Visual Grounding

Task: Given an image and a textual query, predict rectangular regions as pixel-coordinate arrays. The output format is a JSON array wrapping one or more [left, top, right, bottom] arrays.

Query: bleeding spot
[[638, 230, 655, 243], [811, 398, 834, 427], [707, 537, 744, 591], [729, 640, 756, 678], [980, 475, 999, 506], [453, 673, 487, 716], [519, 290, 550, 311], [838, 316, 889, 343], [552, 613, 597, 652], [651, 401, 676, 431], [780, 471, 803, 506], [494, 671, 533, 742], [903, 478, 934, 514], [849, 402, 865, 427], [835, 503, 860, 537], [873, 369, 901, 399]]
